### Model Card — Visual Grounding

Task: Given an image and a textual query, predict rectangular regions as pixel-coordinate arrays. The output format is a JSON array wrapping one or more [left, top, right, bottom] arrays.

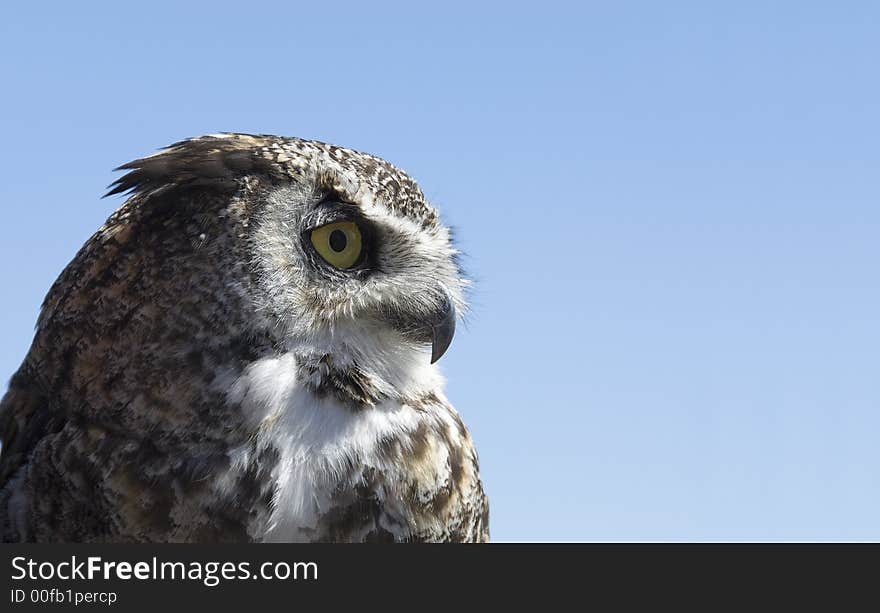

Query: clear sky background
[[1, 2, 878, 540]]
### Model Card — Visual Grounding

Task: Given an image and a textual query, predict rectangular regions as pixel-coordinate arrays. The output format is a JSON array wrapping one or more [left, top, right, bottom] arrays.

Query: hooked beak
[[430, 299, 456, 364]]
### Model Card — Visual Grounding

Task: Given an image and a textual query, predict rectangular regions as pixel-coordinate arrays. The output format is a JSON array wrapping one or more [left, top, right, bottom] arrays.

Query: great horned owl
[[0, 134, 488, 542]]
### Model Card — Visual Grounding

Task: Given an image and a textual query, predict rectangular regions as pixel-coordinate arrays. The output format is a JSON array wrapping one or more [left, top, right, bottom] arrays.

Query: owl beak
[[430, 299, 456, 364]]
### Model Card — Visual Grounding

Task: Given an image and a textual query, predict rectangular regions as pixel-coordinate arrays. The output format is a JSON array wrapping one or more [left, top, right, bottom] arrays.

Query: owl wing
[[0, 237, 112, 541], [0, 363, 56, 487]]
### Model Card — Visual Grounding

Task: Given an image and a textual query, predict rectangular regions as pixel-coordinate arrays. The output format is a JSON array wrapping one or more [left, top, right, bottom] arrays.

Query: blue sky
[[2, 2, 878, 540]]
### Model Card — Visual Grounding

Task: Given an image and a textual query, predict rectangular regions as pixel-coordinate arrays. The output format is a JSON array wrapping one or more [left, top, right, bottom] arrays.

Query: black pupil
[[329, 229, 348, 253]]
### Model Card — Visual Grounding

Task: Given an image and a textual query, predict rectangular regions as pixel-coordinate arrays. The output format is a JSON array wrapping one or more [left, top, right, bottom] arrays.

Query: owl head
[[108, 134, 467, 405]]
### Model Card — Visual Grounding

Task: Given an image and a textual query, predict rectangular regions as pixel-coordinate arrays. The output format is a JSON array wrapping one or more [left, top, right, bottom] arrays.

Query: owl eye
[[310, 221, 363, 269]]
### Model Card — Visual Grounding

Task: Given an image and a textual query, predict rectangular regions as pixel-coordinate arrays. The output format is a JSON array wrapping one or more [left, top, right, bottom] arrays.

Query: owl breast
[[216, 353, 487, 542]]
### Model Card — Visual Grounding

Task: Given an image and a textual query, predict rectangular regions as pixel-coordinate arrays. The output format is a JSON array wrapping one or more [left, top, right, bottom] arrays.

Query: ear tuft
[[104, 133, 278, 198]]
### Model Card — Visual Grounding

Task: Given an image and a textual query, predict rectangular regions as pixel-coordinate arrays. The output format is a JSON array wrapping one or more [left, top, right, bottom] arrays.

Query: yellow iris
[[310, 221, 363, 269]]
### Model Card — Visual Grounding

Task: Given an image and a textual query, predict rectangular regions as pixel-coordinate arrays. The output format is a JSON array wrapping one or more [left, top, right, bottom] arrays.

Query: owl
[[0, 133, 488, 542]]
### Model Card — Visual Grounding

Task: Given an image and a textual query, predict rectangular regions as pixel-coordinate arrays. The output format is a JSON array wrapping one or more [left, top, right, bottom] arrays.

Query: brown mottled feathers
[[1, 174, 274, 541], [105, 133, 438, 226], [105, 134, 277, 198], [0, 133, 487, 543]]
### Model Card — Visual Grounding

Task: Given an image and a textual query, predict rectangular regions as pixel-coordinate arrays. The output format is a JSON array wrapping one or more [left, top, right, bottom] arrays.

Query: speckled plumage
[[0, 134, 488, 542]]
